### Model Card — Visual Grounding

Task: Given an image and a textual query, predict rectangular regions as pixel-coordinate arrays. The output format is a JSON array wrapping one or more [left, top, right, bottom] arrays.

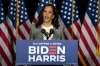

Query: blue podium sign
[[16, 40, 78, 65]]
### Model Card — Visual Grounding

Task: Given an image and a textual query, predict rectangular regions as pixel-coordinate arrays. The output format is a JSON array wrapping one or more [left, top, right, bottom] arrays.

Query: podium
[[16, 40, 78, 66]]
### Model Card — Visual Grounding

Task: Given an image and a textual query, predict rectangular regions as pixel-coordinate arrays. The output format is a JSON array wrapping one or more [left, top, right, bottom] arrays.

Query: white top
[[41, 25, 54, 40]]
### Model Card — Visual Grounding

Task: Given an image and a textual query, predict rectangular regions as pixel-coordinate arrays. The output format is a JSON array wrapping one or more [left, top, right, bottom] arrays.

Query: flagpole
[[71, 0, 75, 39], [16, 0, 19, 38], [96, 0, 100, 56]]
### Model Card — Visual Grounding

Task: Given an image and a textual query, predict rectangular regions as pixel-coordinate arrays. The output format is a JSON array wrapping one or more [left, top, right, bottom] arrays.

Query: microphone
[[41, 29, 54, 40], [49, 29, 54, 37], [41, 29, 49, 39]]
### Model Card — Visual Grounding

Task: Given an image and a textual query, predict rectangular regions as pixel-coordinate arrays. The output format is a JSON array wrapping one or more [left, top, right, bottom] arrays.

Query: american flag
[[0, 0, 16, 66], [79, 0, 100, 66], [60, 0, 81, 40], [18, 0, 31, 39]]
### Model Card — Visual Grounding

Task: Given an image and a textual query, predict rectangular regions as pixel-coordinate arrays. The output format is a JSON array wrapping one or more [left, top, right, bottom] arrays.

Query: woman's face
[[43, 6, 53, 23]]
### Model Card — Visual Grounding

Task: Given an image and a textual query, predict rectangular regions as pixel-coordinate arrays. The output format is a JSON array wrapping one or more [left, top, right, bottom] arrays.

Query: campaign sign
[[16, 40, 78, 65]]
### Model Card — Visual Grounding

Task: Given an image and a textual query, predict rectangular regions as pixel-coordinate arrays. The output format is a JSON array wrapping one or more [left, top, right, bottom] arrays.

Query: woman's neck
[[42, 21, 52, 27]]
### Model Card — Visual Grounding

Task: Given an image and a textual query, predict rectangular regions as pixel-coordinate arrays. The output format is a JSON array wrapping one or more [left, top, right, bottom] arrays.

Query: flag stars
[[64, 15, 66, 18], [21, 15, 23, 18], [1, 12, 4, 16], [68, 12, 71, 15], [10, 7, 13, 10], [41, 4, 44, 7], [65, 7, 67, 10], [64, 11, 67, 14], [65, 2, 68, 6], [95, 19, 97, 22], [20, 20, 23, 23], [21, 6, 24, 9], [89, 7, 91, 10], [54, 4, 56, 6], [67, 17, 70, 20], [10, 11, 13, 15], [21, 2, 24, 5], [61, 6, 64, 8], [25, 12, 27, 15], [69, 8, 71, 11], [46, 1, 48, 4], [61, 10, 63, 13], [95, 15, 98, 18], [25, 16, 28, 19], [1, 17, 4, 21], [11, 3, 14, 6], [69, 3, 72, 7], [89, 3, 92, 6], [1, 8, 3, 11], [21, 11, 24, 14], [92, 14, 94, 16]]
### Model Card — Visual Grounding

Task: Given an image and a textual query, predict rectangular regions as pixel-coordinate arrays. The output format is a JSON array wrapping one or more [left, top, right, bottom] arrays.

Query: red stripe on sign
[[49, 48, 57, 52], [48, 46, 57, 48]]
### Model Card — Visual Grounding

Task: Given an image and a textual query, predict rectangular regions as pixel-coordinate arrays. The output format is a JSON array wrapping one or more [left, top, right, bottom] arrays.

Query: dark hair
[[36, 4, 60, 29]]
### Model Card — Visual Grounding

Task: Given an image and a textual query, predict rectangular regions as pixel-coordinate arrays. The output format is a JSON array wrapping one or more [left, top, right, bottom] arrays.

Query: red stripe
[[0, 29, 15, 65], [78, 46, 90, 66], [49, 49, 56, 52], [3, 21, 16, 63], [48, 46, 57, 48], [48, 52, 56, 55], [4, 20, 16, 44], [73, 20, 81, 33], [0, 27, 15, 61], [67, 27, 78, 39], [80, 25, 100, 65], [0, 46, 12, 66], [22, 21, 30, 33], [19, 29, 26, 39], [63, 32, 68, 39], [84, 19, 97, 47]]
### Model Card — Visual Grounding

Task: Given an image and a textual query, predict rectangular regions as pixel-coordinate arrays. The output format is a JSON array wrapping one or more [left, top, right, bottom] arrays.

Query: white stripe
[[65, 28, 73, 39], [6, 17, 16, 53], [0, 23, 11, 42], [79, 39, 96, 66], [85, 13, 99, 43], [26, 20, 31, 29], [85, 15, 100, 63], [6, 17, 16, 38], [35, 12, 39, 20], [0, 55, 7, 66], [0, 37, 12, 64], [82, 25, 100, 63], [71, 22, 80, 39], [20, 24, 29, 39]]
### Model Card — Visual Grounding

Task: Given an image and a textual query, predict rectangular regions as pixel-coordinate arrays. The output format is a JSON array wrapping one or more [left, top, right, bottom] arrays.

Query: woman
[[30, 4, 66, 40]]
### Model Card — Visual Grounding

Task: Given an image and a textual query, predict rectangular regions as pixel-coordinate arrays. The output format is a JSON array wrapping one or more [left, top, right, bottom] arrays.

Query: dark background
[[3, 0, 89, 22]]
